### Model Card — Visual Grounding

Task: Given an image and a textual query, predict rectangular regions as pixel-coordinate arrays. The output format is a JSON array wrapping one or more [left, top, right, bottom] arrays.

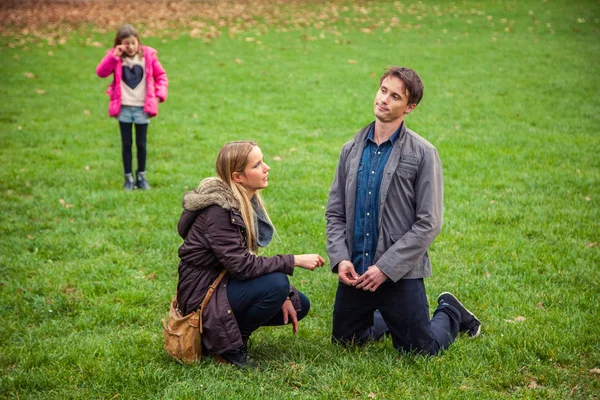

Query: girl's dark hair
[[113, 24, 143, 57]]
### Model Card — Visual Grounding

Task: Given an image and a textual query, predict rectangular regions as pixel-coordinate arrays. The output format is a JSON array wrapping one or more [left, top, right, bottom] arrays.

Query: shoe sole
[[438, 292, 482, 338]]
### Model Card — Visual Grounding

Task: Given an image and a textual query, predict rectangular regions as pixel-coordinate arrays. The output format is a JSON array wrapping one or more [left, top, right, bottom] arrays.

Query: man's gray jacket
[[325, 122, 443, 282]]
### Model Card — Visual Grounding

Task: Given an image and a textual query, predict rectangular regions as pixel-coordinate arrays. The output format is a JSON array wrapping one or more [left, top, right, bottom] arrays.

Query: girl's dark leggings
[[119, 122, 148, 174]]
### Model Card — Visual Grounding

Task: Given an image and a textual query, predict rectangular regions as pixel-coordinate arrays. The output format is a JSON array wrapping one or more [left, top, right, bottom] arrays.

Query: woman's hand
[[293, 254, 326, 271], [281, 298, 298, 335]]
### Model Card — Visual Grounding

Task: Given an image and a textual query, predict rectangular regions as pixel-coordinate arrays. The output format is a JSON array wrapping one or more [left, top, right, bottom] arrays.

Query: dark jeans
[[119, 122, 148, 174], [227, 272, 310, 339], [332, 279, 460, 355]]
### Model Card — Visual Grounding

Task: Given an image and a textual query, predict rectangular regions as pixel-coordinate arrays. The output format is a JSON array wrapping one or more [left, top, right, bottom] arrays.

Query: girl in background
[[96, 24, 168, 190]]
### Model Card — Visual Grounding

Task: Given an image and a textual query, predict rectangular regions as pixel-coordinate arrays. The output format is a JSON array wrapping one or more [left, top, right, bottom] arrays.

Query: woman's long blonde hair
[[216, 141, 272, 253]]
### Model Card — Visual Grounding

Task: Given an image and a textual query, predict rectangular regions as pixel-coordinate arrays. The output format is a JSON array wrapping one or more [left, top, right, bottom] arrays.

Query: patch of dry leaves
[[0, 0, 455, 45]]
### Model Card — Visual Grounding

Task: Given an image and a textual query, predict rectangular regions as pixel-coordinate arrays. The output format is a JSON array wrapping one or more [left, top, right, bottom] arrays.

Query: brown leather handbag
[[162, 270, 227, 364]]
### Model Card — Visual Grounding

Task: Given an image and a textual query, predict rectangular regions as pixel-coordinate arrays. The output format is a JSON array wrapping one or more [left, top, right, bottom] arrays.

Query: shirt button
[[368, 191, 372, 195], [367, 213, 370, 216], [365, 253, 369, 256], [232, 218, 235, 222], [366, 233, 369, 236], [371, 171, 375, 174], [227, 309, 232, 314], [378, 152, 381, 155]]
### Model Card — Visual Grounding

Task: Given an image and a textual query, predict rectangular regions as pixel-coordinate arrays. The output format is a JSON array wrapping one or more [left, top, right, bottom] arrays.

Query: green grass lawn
[[1, 0, 599, 398]]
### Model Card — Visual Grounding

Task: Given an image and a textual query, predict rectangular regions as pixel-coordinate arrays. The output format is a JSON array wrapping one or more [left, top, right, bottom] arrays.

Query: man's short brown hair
[[379, 67, 424, 106]]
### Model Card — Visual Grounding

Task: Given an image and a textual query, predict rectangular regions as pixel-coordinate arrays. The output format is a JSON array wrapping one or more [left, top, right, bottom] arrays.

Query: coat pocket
[[395, 156, 419, 180]]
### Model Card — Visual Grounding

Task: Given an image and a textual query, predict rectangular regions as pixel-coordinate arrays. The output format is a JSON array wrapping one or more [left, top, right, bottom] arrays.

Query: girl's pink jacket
[[96, 45, 168, 118]]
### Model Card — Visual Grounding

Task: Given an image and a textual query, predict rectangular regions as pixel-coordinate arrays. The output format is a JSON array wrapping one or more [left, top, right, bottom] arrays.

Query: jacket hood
[[182, 177, 239, 211], [178, 178, 240, 239]]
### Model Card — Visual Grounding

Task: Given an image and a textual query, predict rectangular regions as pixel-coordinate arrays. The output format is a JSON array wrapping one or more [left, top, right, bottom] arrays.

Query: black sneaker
[[123, 173, 135, 191], [438, 292, 481, 337], [135, 170, 151, 190]]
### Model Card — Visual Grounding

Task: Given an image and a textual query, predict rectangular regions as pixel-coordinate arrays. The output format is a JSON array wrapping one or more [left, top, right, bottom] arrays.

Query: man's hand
[[281, 298, 298, 335], [338, 260, 359, 286], [354, 265, 387, 292]]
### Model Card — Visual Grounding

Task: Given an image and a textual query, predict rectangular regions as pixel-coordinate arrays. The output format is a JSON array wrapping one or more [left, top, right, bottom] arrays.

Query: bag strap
[[199, 269, 227, 312]]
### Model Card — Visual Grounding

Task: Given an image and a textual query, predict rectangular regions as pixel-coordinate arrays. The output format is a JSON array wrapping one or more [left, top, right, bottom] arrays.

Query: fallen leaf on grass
[[584, 196, 591, 201], [589, 368, 600, 374], [35, 88, 46, 94], [273, 156, 282, 161], [368, 393, 377, 399], [24, 72, 35, 79], [84, 165, 90, 171], [235, 58, 243, 63], [585, 242, 598, 247], [59, 199, 73, 208], [27, 235, 34, 240], [347, 59, 358, 64], [146, 272, 158, 280], [485, 272, 491, 279], [289, 147, 296, 152], [83, 110, 90, 115], [536, 302, 544, 309], [527, 380, 541, 389], [506, 316, 526, 323]]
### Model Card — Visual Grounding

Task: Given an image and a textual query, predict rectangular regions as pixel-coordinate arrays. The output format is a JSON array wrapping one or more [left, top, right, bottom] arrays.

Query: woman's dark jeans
[[227, 272, 310, 338]]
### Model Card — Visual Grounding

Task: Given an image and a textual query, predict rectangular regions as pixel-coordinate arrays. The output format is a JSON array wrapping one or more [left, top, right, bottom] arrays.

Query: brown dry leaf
[[25, 181, 30, 187], [367, 393, 376, 399], [289, 147, 296, 152], [536, 302, 544, 309], [506, 315, 526, 323], [47, 51, 53, 56], [18, 126, 23, 130], [235, 58, 243, 63], [347, 59, 358, 64], [24, 72, 35, 78], [63, 287, 76, 294], [59, 199, 73, 208], [27, 235, 34, 239], [84, 165, 90, 171], [455, 125, 461, 130], [273, 156, 282, 161], [146, 272, 158, 280], [485, 271, 491, 279], [589, 368, 600, 374], [585, 242, 598, 247], [83, 109, 90, 115], [584, 196, 591, 201], [527, 380, 541, 389], [35, 88, 45, 94]]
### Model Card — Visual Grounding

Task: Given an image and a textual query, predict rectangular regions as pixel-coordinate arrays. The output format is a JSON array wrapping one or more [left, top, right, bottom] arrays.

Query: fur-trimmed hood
[[177, 178, 240, 239], [182, 177, 239, 212], [178, 177, 274, 247]]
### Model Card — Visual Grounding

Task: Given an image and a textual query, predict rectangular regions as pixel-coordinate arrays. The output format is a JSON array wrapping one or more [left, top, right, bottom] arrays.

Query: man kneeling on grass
[[325, 66, 481, 355]]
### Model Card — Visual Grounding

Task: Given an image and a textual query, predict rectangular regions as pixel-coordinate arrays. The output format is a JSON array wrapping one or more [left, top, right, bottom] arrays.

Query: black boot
[[216, 339, 256, 368], [135, 170, 151, 190], [123, 173, 135, 191]]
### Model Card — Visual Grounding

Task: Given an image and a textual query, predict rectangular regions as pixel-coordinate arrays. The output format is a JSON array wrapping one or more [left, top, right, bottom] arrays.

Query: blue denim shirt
[[351, 123, 402, 275]]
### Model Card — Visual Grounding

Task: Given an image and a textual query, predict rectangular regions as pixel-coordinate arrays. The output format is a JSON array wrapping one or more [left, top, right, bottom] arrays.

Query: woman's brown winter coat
[[176, 178, 298, 355]]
